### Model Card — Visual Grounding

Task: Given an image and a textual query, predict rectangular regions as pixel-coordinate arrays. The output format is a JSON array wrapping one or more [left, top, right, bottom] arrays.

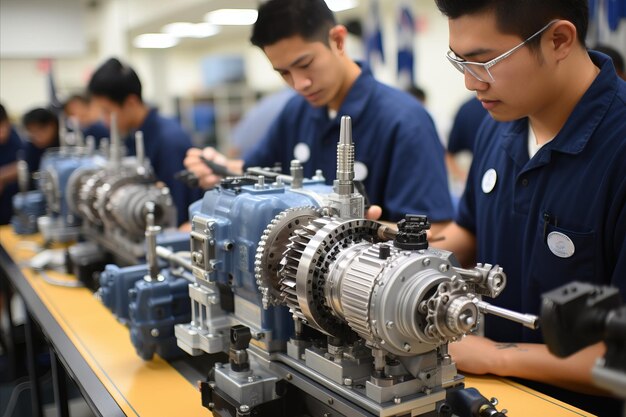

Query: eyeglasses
[[446, 20, 558, 83]]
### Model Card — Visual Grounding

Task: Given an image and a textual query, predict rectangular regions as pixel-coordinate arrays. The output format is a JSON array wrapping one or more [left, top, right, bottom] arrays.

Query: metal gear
[[255, 207, 323, 309], [280, 217, 382, 337]]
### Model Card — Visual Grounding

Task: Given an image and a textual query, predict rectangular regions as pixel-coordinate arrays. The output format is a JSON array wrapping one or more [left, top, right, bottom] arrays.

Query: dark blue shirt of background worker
[[124, 108, 203, 225], [244, 65, 454, 223], [456, 51, 625, 416], [21, 107, 61, 181], [63, 93, 109, 147], [88, 58, 202, 226], [0, 104, 24, 224], [447, 96, 488, 155]]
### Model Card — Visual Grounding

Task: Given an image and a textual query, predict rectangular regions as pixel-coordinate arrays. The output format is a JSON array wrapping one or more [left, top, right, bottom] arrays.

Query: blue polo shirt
[[23, 136, 60, 178], [457, 51, 625, 415], [243, 66, 453, 222], [82, 121, 109, 146], [0, 127, 23, 224], [447, 97, 488, 154], [125, 108, 202, 225]]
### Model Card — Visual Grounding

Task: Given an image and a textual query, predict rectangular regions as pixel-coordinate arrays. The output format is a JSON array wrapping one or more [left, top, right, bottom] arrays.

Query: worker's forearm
[[0, 162, 18, 185], [495, 341, 609, 395]]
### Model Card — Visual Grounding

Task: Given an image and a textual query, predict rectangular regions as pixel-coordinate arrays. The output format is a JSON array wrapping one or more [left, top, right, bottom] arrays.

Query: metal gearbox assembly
[[167, 116, 537, 417], [11, 121, 100, 238], [66, 115, 177, 265]]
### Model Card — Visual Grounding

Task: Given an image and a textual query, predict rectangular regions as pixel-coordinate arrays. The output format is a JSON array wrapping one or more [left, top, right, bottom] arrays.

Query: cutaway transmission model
[[65, 114, 177, 269], [11, 120, 101, 238], [164, 116, 538, 417]]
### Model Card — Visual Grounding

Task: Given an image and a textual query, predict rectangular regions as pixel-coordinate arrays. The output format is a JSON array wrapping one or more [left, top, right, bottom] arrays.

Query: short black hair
[[251, 0, 337, 48], [87, 58, 142, 105], [0, 103, 7, 123], [22, 107, 59, 129], [435, 0, 588, 49], [593, 44, 625, 73]]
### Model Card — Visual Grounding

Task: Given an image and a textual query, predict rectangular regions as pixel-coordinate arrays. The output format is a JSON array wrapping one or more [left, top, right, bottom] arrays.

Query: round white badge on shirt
[[481, 168, 497, 194], [354, 161, 368, 181], [293, 143, 311, 163], [547, 231, 576, 258]]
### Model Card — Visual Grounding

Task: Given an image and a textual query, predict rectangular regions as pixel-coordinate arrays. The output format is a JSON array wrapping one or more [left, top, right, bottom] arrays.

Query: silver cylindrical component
[[290, 160, 303, 189], [105, 183, 174, 239], [475, 300, 539, 329], [156, 246, 193, 274], [109, 112, 121, 168], [17, 159, 30, 193], [334, 115, 355, 196], [144, 202, 161, 280], [135, 131, 145, 169]]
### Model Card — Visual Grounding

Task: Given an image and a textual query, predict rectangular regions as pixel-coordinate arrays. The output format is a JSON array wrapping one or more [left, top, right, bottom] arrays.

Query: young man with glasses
[[184, 0, 454, 230], [433, 1, 625, 415]]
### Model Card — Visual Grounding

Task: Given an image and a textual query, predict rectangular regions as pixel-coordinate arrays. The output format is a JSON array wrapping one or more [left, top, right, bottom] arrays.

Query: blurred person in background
[[88, 57, 202, 226], [21, 107, 60, 178], [0, 103, 23, 225], [63, 93, 109, 146]]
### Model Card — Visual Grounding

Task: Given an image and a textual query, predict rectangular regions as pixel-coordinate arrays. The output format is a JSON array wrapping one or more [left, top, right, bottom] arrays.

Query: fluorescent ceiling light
[[205, 9, 258, 25], [325, 0, 358, 12], [162, 22, 220, 38], [133, 33, 179, 49]]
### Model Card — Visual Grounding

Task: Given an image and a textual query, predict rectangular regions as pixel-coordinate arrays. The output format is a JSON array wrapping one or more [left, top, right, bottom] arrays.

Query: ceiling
[[100, 0, 366, 50]]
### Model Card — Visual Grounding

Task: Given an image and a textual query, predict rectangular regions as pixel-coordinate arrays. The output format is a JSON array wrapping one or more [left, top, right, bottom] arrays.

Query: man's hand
[[365, 205, 382, 220], [448, 335, 506, 375], [184, 147, 241, 189]]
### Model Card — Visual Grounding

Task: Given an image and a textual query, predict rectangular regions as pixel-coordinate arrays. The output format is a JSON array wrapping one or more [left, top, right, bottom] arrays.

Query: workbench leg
[[50, 348, 70, 417], [25, 313, 43, 417]]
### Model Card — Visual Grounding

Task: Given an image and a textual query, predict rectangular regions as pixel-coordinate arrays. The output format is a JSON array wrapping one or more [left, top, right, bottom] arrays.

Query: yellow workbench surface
[[0, 226, 595, 417]]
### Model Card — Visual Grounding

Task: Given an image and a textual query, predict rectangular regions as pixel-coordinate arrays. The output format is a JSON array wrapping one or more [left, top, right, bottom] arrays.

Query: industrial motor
[[170, 116, 537, 416]]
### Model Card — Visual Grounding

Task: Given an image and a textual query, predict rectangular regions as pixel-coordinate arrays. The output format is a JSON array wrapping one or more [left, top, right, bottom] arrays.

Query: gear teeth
[[278, 215, 326, 319], [255, 207, 322, 308]]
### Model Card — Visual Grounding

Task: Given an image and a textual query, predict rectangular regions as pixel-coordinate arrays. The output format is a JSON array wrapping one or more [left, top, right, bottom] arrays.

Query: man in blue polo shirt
[[21, 107, 61, 178], [0, 103, 23, 225], [88, 58, 202, 226], [434, 0, 625, 415], [185, 0, 453, 231]]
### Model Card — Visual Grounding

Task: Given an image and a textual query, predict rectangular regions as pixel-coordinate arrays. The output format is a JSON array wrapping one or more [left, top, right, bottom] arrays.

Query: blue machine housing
[[37, 149, 104, 242], [99, 231, 193, 322], [11, 191, 46, 235], [187, 178, 332, 350], [99, 264, 148, 323], [128, 271, 192, 360]]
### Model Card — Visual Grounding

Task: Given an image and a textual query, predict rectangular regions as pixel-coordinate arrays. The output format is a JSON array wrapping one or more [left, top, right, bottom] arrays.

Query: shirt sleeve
[[381, 109, 454, 222], [242, 103, 293, 171], [153, 130, 203, 226]]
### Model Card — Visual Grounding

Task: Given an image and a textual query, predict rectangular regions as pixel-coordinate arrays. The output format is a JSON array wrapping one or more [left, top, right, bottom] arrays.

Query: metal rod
[[475, 300, 539, 329], [155, 246, 194, 279]]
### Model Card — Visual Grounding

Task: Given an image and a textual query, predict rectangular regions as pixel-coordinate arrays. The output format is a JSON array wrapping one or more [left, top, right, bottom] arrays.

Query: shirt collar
[[502, 50, 620, 167], [312, 62, 376, 122], [138, 107, 158, 132]]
